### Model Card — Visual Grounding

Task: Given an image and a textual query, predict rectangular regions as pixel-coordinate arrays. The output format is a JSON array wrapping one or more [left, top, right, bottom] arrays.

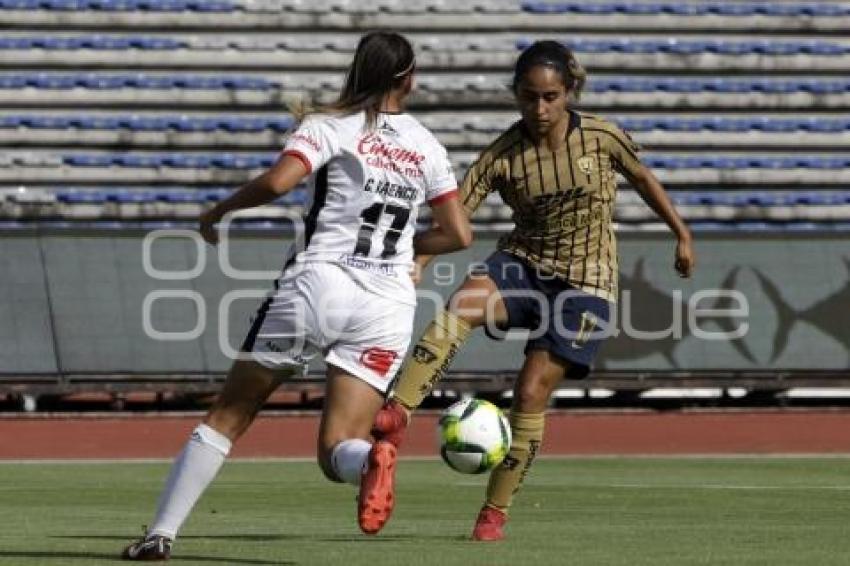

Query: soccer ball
[[437, 398, 511, 474]]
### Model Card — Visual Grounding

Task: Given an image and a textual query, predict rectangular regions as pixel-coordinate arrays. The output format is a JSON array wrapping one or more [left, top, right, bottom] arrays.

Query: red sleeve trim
[[281, 149, 313, 175], [428, 189, 458, 207]]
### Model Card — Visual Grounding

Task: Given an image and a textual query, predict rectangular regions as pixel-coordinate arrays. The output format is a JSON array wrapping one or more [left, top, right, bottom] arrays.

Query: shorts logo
[[360, 347, 398, 378], [571, 311, 599, 350], [264, 340, 308, 364], [577, 155, 595, 176], [412, 345, 438, 365]]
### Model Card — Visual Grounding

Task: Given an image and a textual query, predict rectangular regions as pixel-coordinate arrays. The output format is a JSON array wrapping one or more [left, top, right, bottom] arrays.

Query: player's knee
[[513, 379, 551, 412], [447, 296, 486, 328]]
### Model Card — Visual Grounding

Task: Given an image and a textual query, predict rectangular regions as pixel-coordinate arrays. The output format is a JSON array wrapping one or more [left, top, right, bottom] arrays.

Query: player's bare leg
[[472, 350, 569, 542], [123, 359, 291, 561], [315, 365, 396, 534], [317, 364, 385, 483], [374, 275, 508, 445]]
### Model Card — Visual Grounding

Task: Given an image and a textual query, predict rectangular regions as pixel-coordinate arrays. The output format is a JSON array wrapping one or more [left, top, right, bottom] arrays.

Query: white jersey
[[281, 111, 457, 305]]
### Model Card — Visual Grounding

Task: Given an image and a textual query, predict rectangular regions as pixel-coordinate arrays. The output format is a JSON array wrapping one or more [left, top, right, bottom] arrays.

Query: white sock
[[330, 439, 372, 486], [147, 424, 232, 540]]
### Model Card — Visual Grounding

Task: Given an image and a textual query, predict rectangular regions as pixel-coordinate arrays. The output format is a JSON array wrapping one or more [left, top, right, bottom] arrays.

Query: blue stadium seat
[[156, 191, 200, 203], [220, 117, 262, 132], [791, 193, 831, 206], [63, 155, 112, 167], [23, 116, 71, 128], [0, 0, 41, 8], [210, 154, 270, 168], [73, 116, 120, 129], [0, 0, 236, 10], [200, 188, 230, 202], [722, 119, 756, 132], [732, 194, 780, 207], [267, 117, 295, 131], [640, 156, 850, 170], [0, 116, 24, 127], [28, 75, 77, 88], [7, 73, 849, 96], [130, 75, 175, 89], [102, 190, 153, 203], [129, 116, 172, 130], [128, 37, 186, 50], [0, 75, 27, 88], [224, 77, 271, 90], [56, 153, 286, 170], [86, 74, 134, 89], [527, 38, 848, 56], [114, 154, 159, 167], [803, 119, 850, 132], [163, 154, 211, 168], [0, 113, 297, 133], [57, 191, 107, 204], [171, 116, 217, 132], [521, 2, 850, 17]]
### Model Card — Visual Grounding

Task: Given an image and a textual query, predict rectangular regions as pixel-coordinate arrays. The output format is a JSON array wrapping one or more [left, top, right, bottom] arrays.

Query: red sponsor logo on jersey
[[289, 132, 321, 152], [357, 133, 426, 167], [359, 347, 399, 377]]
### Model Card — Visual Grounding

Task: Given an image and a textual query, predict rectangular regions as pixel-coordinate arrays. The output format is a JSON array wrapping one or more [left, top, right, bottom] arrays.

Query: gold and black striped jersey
[[460, 111, 643, 302]]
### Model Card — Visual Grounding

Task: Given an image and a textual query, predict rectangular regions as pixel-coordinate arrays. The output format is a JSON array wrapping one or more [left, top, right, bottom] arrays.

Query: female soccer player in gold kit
[[373, 40, 695, 541]]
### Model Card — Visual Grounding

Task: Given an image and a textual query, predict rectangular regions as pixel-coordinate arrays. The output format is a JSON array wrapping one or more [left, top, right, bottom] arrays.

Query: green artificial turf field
[[1, 457, 849, 565]]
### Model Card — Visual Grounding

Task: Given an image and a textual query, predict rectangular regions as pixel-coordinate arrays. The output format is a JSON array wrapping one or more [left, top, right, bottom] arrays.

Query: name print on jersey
[[357, 132, 426, 178], [363, 177, 418, 201]]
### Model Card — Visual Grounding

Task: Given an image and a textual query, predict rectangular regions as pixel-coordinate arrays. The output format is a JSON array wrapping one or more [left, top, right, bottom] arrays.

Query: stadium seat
[[57, 190, 107, 204], [3, 73, 850, 100], [520, 2, 850, 17], [9, 0, 238, 11], [1, 0, 849, 232], [518, 38, 850, 57]]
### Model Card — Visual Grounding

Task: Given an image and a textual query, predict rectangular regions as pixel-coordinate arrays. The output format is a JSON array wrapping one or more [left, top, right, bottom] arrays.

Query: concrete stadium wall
[[0, 229, 847, 377]]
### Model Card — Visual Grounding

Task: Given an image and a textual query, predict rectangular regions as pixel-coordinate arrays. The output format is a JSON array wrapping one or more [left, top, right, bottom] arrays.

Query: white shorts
[[241, 262, 415, 393]]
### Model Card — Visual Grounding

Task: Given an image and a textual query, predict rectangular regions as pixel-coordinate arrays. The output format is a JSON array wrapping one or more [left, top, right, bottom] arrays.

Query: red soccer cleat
[[471, 505, 507, 542], [358, 440, 397, 535], [371, 399, 409, 448]]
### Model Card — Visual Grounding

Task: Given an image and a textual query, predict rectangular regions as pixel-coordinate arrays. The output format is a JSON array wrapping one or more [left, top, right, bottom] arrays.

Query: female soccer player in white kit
[[122, 31, 471, 561]]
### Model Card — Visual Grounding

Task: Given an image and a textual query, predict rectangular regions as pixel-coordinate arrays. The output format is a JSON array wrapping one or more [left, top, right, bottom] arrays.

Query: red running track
[[3, 410, 850, 459]]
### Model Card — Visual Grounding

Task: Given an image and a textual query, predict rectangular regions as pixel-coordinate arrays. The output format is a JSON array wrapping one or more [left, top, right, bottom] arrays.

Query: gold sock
[[392, 310, 472, 410], [484, 411, 545, 512]]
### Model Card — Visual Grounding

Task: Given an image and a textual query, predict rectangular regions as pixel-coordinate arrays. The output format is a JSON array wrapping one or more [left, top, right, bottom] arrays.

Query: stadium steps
[[2, 0, 849, 32], [1, 34, 848, 72], [2, 112, 850, 150], [2, 151, 850, 186], [3, 186, 849, 223], [2, 72, 850, 109]]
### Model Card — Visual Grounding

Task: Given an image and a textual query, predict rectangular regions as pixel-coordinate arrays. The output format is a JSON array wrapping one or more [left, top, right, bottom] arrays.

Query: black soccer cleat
[[121, 534, 173, 561]]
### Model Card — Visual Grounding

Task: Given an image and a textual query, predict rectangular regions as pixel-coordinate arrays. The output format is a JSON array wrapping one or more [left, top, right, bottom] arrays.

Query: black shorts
[[479, 251, 611, 379]]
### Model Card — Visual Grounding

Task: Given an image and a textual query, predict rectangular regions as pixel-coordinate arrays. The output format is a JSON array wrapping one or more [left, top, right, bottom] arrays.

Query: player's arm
[[629, 164, 695, 278], [199, 153, 309, 245], [608, 123, 694, 278], [413, 193, 472, 256], [412, 151, 494, 273]]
